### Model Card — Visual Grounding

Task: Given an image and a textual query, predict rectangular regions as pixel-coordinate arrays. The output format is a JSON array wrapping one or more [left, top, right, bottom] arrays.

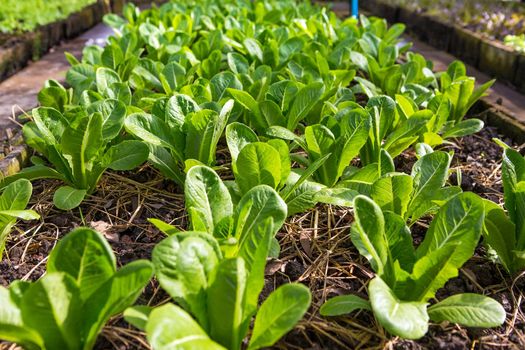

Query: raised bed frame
[[0, 0, 109, 82], [0, 0, 166, 83], [360, 0, 525, 94]]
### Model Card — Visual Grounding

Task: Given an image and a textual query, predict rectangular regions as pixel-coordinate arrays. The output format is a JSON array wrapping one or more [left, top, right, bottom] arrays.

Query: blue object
[[351, 0, 358, 18]]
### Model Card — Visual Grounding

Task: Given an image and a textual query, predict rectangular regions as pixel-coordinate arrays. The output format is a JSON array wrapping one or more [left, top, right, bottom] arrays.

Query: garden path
[[0, 23, 113, 131]]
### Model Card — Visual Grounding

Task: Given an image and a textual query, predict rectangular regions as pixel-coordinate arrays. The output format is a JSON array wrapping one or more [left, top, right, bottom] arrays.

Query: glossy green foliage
[[128, 163, 310, 349], [124, 95, 234, 185], [181, 165, 287, 243], [321, 193, 505, 339], [19, 0, 488, 214], [129, 223, 309, 349], [9, 0, 505, 345], [226, 122, 328, 215], [0, 227, 153, 349], [316, 150, 461, 225], [368, 150, 461, 224], [483, 145, 525, 274], [302, 108, 370, 186], [2, 81, 148, 210], [439, 61, 492, 127], [0, 179, 40, 259]]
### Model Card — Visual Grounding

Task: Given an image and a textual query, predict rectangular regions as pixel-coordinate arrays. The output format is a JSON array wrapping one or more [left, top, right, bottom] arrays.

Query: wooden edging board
[[0, 0, 168, 83], [360, 0, 525, 94], [0, 0, 115, 82]]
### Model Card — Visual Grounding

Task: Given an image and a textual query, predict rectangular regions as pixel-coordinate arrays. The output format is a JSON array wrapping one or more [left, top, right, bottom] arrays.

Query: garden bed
[[1, 1, 525, 349], [1, 121, 523, 349], [359, 0, 525, 94]]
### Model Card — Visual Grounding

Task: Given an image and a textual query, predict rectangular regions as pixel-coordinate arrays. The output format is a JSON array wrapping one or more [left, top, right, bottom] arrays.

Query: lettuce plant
[[301, 107, 371, 187], [439, 61, 494, 126], [124, 95, 234, 185], [227, 81, 327, 132], [483, 144, 525, 274], [0, 227, 153, 350], [1, 81, 148, 210], [182, 165, 287, 251], [226, 122, 328, 215], [0, 179, 40, 259], [322, 150, 461, 225], [128, 165, 310, 349], [359, 95, 437, 166], [127, 222, 309, 350], [146, 164, 288, 257], [368, 151, 461, 224], [352, 39, 429, 97], [400, 60, 493, 146], [149, 164, 290, 306], [320, 193, 505, 339], [2, 98, 149, 210]]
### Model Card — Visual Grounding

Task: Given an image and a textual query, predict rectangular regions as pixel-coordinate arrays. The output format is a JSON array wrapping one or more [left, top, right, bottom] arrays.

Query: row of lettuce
[[0, 0, 523, 348]]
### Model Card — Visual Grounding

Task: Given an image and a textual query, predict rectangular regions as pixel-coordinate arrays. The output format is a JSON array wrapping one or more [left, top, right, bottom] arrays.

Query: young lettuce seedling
[[439, 61, 494, 127], [301, 107, 371, 187], [398, 93, 485, 147], [124, 95, 234, 186], [226, 122, 328, 216], [151, 165, 287, 257], [359, 95, 436, 166], [407, 60, 492, 146], [483, 143, 525, 274], [0, 227, 153, 350], [352, 43, 429, 98], [227, 81, 326, 133], [317, 150, 461, 225], [300, 96, 436, 183], [129, 167, 310, 349], [368, 151, 461, 225], [0, 179, 40, 259], [320, 193, 505, 339], [127, 221, 310, 349], [1, 93, 149, 210]]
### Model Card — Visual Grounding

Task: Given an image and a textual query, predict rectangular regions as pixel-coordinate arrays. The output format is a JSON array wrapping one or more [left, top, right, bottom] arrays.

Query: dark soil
[[1, 125, 524, 350]]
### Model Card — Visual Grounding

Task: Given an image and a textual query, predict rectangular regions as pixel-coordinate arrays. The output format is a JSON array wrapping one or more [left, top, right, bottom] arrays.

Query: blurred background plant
[[505, 34, 525, 52], [0, 0, 97, 33]]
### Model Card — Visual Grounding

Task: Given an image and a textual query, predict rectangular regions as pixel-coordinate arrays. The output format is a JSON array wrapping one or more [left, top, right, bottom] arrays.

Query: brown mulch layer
[[1, 126, 524, 350]]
